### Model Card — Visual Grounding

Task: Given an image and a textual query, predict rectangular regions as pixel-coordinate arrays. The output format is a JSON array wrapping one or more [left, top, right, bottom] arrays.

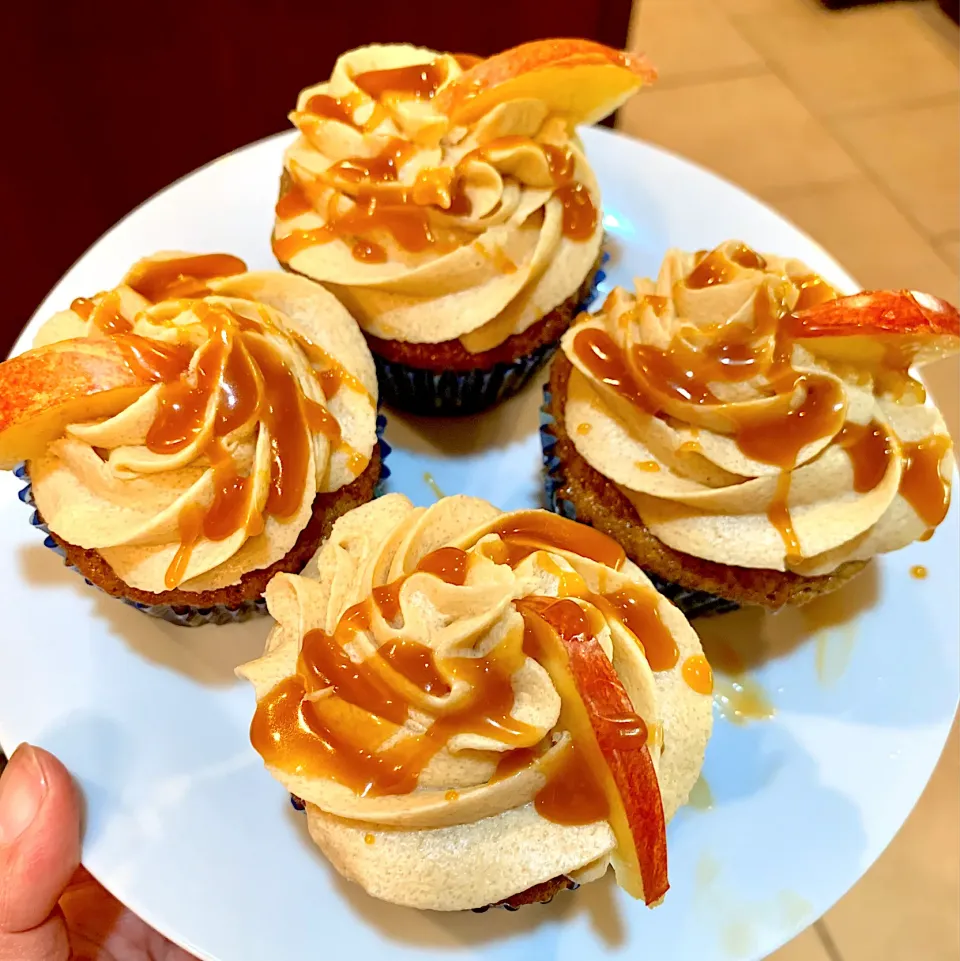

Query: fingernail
[[0, 745, 47, 845]]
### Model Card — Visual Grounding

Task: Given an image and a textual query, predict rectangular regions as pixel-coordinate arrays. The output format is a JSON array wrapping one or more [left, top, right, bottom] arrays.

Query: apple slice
[[0, 338, 172, 469], [787, 289, 960, 368], [521, 597, 668, 905], [435, 38, 657, 127]]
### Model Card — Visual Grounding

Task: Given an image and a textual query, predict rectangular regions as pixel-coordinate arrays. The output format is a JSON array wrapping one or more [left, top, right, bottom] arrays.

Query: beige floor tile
[[820, 719, 960, 961], [763, 925, 833, 961], [912, 0, 960, 67], [767, 178, 960, 302], [732, 2, 958, 115], [936, 237, 960, 273], [712, 0, 821, 13], [618, 74, 860, 195], [833, 99, 960, 237], [631, 0, 766, 85]]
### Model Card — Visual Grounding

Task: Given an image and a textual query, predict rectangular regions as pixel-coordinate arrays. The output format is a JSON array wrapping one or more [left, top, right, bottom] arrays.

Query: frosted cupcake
[[542, 241, 959, 615], [0, 252, 382, 625], [272, 40, 655, 414], [239, 494, 713, 910]]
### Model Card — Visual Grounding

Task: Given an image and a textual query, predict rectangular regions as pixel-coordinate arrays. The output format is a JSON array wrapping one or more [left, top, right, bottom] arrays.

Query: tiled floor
[[618, 1, 960, 959]]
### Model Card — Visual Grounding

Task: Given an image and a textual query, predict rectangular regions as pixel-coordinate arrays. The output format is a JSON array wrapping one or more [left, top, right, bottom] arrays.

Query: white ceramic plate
[[0, 127, 956, 961]]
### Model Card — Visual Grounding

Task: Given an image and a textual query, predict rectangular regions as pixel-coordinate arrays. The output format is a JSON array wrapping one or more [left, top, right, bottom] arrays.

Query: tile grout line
[[821, 112, 955, 246], [814, 919, 847, 961], [821, 89, 960, 122], [648, 63, 771, 92], [722, 23, 956, 247], [932, 228, 960, 244]]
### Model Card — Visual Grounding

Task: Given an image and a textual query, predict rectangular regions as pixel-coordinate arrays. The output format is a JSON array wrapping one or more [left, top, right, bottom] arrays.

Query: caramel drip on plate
[[713, 675, 775, 724]]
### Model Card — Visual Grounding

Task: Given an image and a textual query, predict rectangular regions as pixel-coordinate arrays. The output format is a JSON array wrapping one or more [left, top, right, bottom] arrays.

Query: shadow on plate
[[383, 373, 546, 459], [694, 563, 880, 674], [688, 718, 868, 961], [17, 543, 269, 687]]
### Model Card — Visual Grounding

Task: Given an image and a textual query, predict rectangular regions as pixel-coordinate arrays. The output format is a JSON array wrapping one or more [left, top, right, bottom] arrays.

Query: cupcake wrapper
[[375, 255, 609, 417], [539, 387, 738, 619], [16, 413, 392, 628]]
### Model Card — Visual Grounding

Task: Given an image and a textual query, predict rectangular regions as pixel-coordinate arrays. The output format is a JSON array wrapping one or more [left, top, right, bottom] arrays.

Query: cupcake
[[0, 251, 383, 626], [542, 241, 959, 616], [271, 40, 656, 415], [238, 493, 713, 910]]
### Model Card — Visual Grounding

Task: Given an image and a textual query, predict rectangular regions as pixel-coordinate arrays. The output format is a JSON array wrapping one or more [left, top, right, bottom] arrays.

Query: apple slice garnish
[[520, 597, 668, 905], [0, 337, 185, 469], [786, 289, 960, 368], [435, 38, 657, 127]]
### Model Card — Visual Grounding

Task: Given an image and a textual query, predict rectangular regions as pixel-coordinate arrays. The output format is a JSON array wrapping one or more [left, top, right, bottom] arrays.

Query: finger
[[0, 745, 80, 961], [62, 870, 198, 961]]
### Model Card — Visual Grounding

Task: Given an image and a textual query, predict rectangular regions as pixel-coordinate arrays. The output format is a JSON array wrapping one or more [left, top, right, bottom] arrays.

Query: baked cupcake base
[[367, 254, 605, 416], [541, 354, 868, 616], [17, 418, 391, 627]]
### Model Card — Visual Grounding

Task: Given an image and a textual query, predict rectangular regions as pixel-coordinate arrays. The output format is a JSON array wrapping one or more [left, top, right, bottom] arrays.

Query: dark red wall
[[1, 1, 632, 353]]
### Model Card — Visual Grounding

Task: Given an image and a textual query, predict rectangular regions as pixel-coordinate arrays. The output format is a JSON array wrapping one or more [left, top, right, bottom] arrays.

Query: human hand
[[0, 744, 196, 960]]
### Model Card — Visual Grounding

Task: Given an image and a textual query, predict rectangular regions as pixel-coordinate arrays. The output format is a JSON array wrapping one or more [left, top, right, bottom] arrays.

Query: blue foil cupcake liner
[[374, 255, 609, 417], [16, 413, 392, 628], [539, 386, 738, 619]]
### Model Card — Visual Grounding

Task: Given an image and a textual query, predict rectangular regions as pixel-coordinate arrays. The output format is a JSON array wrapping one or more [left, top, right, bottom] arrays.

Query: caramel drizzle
[[125, 253, 246, 302], [571, 247, 883, 561], [276, 89, 598, 263], [900, 435, 953, 529], [70, 257, 352, 590], [252, 512, 694, 838]]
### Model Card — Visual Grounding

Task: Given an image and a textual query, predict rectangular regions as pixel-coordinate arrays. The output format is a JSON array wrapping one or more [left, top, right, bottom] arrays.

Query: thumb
[[0, 745, 80, 961]]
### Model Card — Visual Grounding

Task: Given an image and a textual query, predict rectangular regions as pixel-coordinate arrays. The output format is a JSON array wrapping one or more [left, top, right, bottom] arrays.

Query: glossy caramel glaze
[[125, 253, 246, 302], [568, 244, 954, 562], [70, 258, 362, 590], [900, 435, 953, 528], [277, 84, 599, 264]]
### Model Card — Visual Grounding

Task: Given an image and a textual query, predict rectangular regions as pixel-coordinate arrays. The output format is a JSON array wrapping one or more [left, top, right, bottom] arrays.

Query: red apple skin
[[0, 338, 163, 469], [434, 38, 657, 126], [523, 598, 669, 905], [788, 290, 960, 341]]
